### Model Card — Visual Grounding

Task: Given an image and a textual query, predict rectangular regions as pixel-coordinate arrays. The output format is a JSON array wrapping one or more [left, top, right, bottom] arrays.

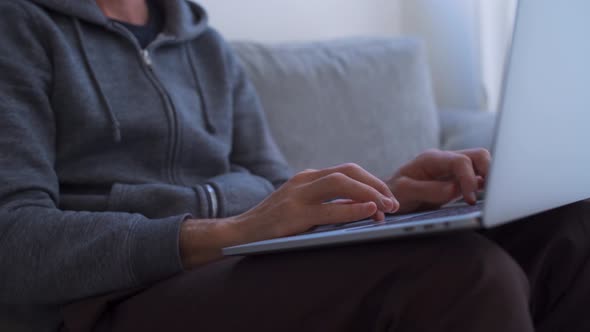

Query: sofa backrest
[[232, 38, 439, 179]]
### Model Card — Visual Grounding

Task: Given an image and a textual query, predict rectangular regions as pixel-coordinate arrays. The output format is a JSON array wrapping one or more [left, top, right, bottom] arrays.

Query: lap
[[65, 232, 524, 332], [64, 201, 590, 332], [107, 234, 496, 332]]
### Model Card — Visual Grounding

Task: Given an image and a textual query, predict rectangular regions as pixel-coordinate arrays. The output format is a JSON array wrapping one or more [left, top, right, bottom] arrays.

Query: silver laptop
[[224, 0, 590, 256]]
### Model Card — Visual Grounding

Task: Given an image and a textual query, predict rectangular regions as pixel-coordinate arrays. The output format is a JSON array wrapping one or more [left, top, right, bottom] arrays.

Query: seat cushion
[[232, 38, 439, 178]]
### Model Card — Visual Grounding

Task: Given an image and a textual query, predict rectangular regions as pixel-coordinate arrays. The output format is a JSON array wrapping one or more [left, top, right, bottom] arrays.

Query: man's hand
[[387, 148, 491, 214], [180, 164, 399, 269], [236, 163, 399, 241]]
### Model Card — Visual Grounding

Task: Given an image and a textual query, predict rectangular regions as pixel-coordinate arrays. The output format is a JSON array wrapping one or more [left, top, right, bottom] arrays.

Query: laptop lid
[[483, 0, 590, 227]]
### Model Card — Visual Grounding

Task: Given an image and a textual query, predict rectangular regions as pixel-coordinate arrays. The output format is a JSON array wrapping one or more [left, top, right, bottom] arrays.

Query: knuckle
[[326, 172, 348, 183], [292, 170, 313, 183], [477, 147, 491, 155], [341, 162, 363, 173], [480, 148, 492, 161], [416, 149, 442, 162], [290, 174, 305, 184], [454, 154, 473, 166], [457, 173, 477, 184]]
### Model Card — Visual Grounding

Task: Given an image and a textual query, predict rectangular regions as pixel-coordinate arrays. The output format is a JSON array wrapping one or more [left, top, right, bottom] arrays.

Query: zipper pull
[[141, 49, 153, 67]]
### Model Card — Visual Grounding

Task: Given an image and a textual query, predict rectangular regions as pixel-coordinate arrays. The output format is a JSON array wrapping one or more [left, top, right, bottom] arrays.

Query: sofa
[[231, 37, 497, 179]]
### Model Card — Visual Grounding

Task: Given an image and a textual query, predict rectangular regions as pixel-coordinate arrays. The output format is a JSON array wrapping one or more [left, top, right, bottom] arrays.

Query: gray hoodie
[[0, 0, 291, 330]]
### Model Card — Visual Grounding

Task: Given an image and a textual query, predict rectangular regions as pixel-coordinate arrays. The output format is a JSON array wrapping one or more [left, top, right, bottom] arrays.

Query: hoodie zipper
[[141, 48, 182, 185], [141, 49, 153, 67], [112, 24, 182, 185]]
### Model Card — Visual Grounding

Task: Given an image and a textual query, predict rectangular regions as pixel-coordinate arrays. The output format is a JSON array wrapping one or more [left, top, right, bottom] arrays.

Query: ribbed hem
[[128, 214, 189, 285], [208, 173, 275, 218], [193, 185, 211, 218]]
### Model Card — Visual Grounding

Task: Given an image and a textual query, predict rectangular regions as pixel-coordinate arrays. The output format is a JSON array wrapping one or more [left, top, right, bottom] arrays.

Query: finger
[[328, 199, 357, 205], [295, 163, 394, 198], [397, 150, 460, 179], [399, 151, 479, 204], [399, 150, 483, 179], [449, 155, 479, 204], [373, 211, 386, 222], [305, 173, 399, 212], [395, 177, 461, 208], [457, 148, 492, 178], [315, 202, 378, 225], [477, 176, 486, 191]]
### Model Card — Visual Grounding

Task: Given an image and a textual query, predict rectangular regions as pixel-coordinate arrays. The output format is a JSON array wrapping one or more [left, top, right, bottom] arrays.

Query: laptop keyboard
[[306, 201, 484, 234], [383, 202, 484, 225]]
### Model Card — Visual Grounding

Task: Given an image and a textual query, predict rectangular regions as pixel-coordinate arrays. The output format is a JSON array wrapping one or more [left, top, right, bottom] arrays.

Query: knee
[[527, 200, 590, 255], [394, 235, 532, 331], [529, 201, 590, 275], [438, 234, 530, 301]]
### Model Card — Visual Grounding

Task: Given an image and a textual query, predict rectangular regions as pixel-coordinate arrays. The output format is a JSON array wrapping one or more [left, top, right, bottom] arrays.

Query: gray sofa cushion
[[232, 38, 439, 179]]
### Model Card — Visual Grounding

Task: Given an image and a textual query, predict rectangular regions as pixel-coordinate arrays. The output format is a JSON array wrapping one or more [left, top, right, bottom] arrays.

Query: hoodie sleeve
[[206, 34, 293, 217], [0, 3, 184, 305]]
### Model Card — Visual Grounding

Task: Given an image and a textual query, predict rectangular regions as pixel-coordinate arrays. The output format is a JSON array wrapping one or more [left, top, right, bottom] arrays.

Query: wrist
[[179, 216, 242, 269]]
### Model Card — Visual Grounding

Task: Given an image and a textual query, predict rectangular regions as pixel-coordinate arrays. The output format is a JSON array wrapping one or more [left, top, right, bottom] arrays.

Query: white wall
[[194, 0, 515, 112], [479, 0, 517, 112], [399, 0, 483, 110], [195, 0, 402, 42]]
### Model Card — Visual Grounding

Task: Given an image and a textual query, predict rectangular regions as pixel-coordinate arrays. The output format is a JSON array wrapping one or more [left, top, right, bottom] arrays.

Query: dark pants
[[63, 201, 590, 332]]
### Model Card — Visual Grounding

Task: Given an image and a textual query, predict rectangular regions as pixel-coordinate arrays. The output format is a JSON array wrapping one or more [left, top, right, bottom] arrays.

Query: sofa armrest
[[439, 109, 497, 151]]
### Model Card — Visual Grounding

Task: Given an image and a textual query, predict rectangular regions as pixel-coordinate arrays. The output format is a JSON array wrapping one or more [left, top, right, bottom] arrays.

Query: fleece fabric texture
[[0, 0, 291, 330]]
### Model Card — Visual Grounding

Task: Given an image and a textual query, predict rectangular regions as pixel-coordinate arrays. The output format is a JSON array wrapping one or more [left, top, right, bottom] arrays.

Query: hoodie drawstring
[[185, 45, 216, 134], [73, 19, 122, 142]]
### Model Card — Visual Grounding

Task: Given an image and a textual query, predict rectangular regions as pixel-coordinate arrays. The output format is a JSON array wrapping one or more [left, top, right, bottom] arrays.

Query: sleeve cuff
[[128, 214, 190, 286]]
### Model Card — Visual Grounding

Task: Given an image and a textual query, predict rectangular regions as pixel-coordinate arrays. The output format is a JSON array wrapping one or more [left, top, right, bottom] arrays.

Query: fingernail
[[470, 192, 477, 203], [380, 197, 394, 211], [365, 202, 378, 213]]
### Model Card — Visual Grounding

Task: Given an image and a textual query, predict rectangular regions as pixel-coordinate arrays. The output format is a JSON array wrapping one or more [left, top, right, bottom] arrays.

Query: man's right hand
[[179, 163, 398, 269]]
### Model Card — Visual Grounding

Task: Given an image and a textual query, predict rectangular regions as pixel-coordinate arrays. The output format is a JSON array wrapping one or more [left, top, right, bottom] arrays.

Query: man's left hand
[[387, 148, 491, 214]]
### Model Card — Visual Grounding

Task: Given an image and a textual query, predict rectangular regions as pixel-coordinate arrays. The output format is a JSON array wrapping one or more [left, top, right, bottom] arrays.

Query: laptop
[[223, 0, 590, 256]]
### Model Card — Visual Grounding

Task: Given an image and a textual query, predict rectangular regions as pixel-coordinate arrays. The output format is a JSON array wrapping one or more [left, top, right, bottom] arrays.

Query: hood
[[28, 0, 209, 41], [26, 0, 211, 142]]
